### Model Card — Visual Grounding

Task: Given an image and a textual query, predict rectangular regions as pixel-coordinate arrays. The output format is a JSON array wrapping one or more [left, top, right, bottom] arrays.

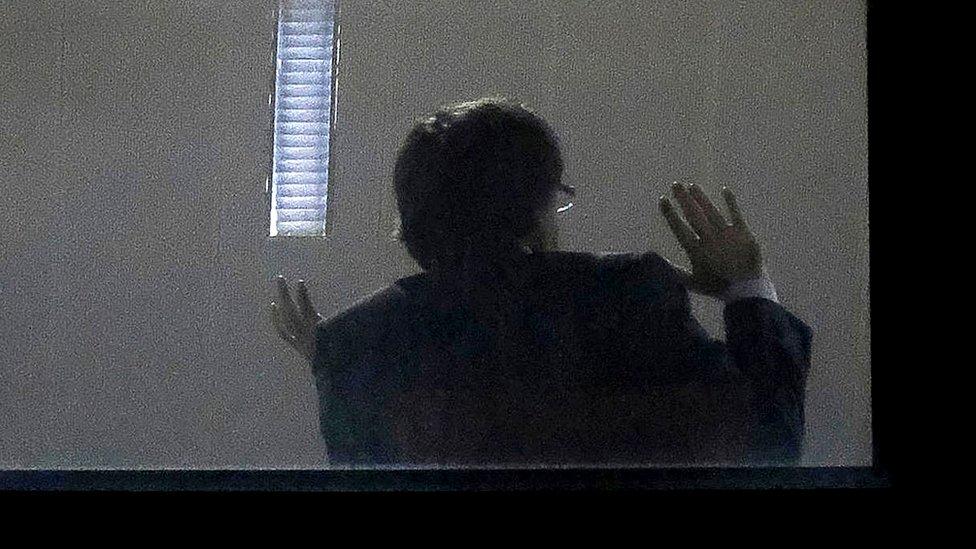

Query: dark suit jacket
[[312, 251, 812, 466]]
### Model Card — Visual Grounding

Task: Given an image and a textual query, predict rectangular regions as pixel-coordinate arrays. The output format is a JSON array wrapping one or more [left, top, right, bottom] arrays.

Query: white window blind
[[269, 0, 338, 236]]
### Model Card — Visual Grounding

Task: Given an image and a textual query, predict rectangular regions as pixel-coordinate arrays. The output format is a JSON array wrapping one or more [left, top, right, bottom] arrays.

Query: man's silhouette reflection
[[270, 97, 812, 466]]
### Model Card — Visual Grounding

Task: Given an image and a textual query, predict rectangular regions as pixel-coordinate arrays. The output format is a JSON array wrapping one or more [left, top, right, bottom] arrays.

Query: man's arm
[[722, 296, 812, 463], [650, 269, 812, 463], [655, 182, 813, 464], [268, 275, 388, 465], [724, 274, 813, 462], [312, 313, 398, 466]]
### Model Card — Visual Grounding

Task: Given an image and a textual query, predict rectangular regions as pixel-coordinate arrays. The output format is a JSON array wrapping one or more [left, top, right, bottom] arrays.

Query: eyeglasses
[[556, 183, 576, 214]]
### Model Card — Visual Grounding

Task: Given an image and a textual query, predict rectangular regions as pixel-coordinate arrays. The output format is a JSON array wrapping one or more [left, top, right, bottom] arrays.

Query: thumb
[[673, 267, 710, 295], [659, 255, 703, 293], [668, 263, 724, 297]]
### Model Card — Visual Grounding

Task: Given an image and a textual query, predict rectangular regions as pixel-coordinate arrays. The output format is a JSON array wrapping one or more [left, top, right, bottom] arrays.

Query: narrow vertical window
[[269, 0, 339, 237]]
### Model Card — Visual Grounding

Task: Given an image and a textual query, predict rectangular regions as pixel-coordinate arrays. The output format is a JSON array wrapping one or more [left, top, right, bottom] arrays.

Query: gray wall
[[0, 0, 868, 468]]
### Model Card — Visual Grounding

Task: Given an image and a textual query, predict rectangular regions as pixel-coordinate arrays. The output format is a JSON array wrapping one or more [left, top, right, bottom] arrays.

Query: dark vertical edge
[[322, 0, 341, 238], [865, 0, 892, 489], [266, 0, 280, 237]]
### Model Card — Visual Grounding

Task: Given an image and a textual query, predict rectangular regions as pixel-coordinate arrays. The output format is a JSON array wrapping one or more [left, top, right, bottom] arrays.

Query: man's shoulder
[[316, 281, 412, 337], [532, 250, 685, 302], [314, 250, 687, 348], [533, 249, 675, 274]]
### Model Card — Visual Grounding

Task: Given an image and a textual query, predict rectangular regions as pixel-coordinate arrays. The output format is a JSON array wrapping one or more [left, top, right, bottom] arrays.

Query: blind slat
[[276, 121, 330, 135], [275, 173, 329, 186], [275, 146, 326, 159], [277, 196, 328, 209], [279, 72, 330, 85], [276, 209, 327, 223], [275, 220, 327, 234], [282, 0, 336, 8], [279, 59, 330, 72], [280, 22, 333, 35], [281, 9, 333, 19], [276, 184, 328, 198], [281, 34, 331, 48], [279, 46, 332, 60], [276, 158, 328, 171], [276, 135, 329, 149], [278, 83, 332, 96], [276, 96, 331, 110], [277, 109, 330, 123]]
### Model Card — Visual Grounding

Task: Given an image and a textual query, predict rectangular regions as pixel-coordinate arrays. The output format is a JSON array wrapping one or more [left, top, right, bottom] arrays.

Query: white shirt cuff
[[723, 275, 779, 304]]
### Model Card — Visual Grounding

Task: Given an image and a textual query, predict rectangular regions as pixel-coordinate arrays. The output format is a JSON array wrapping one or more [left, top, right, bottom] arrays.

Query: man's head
[[393, 97, 571, 271]]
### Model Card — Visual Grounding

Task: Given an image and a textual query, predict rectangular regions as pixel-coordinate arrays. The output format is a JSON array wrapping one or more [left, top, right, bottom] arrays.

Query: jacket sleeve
[[310, 319, 357, 465], [311, 315, 396, 466], [642, 253, 814, 465]]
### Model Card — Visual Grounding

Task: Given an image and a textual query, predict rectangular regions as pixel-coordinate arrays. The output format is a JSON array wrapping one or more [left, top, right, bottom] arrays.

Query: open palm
[[270, 275, 322, 363], [658, 182, 765, 297]]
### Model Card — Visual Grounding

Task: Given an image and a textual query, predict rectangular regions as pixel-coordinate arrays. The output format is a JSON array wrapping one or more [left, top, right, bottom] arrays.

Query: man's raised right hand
[[270, 275, 323, 363], [658, 182, 766, 298]]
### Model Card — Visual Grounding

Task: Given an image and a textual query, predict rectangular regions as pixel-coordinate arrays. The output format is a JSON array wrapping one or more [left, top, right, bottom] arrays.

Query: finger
[[270, 302, 295, 345], [663, 261, 718, 297], [275, 275, 303, 328], [296, 279, 319, 321], [660, 256, 702, 292], [722, 187, 751, 232], [689, 183, 729, 229], [671, 182, 713, 238], [659, 196, 700, 253], [669, 263, 697, 290]]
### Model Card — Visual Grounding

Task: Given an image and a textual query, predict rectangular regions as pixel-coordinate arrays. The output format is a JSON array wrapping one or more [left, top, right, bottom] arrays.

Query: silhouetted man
[[270, 98, 812, 466]]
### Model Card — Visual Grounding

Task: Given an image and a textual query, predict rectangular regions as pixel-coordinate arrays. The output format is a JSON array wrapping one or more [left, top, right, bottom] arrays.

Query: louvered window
[[268, 0, 339, 236]]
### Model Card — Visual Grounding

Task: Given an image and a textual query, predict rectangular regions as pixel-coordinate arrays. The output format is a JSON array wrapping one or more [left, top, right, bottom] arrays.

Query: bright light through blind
[[269, 0, 338, 237]]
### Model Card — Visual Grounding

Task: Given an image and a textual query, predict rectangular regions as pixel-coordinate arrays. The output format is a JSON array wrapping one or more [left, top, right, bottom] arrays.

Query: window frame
[[265, 0, 342, 239]]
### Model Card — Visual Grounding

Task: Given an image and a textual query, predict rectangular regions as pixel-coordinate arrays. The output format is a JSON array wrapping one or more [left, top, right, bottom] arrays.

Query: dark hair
[[393, 97, 569, 272]]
